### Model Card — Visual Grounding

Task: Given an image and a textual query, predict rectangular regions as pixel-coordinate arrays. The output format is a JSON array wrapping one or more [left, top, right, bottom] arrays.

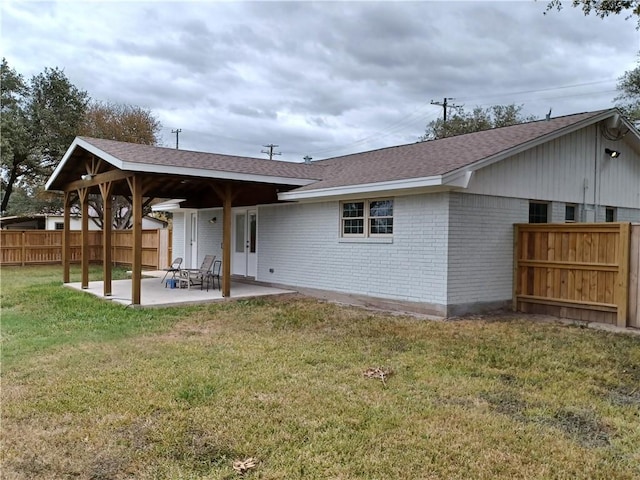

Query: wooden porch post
[[78, 188, 89, 289], [62, 191, 72, 283], [222, 183, 232, 297], [129, 175, 143, 305], [100, 182, 113, 296]]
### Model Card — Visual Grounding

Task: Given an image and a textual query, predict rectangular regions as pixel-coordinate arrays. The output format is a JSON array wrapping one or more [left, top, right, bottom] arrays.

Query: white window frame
[[340, 199, 393, 238]]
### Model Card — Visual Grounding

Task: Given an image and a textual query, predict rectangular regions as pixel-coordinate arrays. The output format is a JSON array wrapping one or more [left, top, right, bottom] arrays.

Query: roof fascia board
[[441, 170, 473, 188], [278, 175, 445, 201], [46, 137, 114, 190], [280, 185, 457, 204]]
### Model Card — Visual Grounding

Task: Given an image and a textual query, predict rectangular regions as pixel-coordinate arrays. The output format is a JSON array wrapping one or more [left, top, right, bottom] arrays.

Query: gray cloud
[[2, 0, 638, 160]]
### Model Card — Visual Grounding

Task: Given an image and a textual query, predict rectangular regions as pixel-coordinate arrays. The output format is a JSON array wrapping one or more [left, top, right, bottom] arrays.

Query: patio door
[[232, 209, 257, 277]]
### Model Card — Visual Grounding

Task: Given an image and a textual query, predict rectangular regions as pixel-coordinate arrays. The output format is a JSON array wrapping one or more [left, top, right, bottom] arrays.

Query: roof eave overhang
[[278, 170, 473, 202], [46, 137, 319, 191], [151, 199, 187, 212]]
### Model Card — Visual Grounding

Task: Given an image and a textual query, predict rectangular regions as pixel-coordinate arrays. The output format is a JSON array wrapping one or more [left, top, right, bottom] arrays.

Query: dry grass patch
[[2, 267, 640, 479]]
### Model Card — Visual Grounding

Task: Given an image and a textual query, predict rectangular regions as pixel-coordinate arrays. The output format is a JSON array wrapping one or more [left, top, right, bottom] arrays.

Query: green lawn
[[1, 265, 639, 479]]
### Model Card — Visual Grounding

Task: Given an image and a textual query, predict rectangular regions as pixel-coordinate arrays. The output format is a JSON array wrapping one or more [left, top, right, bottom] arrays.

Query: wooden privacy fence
[[513, 223, 639, 328], [0, 229, 171, 269]]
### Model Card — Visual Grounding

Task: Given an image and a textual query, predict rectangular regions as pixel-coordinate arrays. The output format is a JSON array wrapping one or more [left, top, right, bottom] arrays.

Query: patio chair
[[206, 259, 222, 291], [161, 257, 183, 285], [179, 255, 215, 289]]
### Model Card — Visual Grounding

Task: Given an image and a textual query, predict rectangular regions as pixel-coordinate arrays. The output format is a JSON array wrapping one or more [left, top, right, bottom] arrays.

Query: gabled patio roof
[[46, 137, 324, 208]]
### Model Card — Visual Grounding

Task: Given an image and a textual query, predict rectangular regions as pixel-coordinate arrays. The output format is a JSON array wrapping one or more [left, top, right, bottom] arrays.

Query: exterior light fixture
[[209, 217, 217, 224], [604, 148, 620, 158], [81, 173, 94, 181]]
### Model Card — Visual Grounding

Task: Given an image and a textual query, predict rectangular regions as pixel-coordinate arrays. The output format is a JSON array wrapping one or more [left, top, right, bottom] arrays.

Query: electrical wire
[[160, 77, 624, 160]]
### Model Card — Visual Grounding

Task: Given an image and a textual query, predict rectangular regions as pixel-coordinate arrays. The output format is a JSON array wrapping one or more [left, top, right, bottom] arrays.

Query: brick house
[[47, 109, 640, 313]]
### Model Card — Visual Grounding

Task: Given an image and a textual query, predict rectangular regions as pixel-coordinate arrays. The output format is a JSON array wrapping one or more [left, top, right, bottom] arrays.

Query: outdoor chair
[[206, 259, 222, 291], [179, 255, 215, 289], [161, 257, 183, 285]]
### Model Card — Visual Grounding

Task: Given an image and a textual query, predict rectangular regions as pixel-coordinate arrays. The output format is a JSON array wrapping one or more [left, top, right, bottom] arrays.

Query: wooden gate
[[513, 223, 633, 327]]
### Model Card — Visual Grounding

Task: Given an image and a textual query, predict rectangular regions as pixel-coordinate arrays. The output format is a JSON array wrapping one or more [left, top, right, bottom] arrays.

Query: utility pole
[[171, 129, 182, 149], [430, 97, 459, 124], [261, 144, 281, 160]]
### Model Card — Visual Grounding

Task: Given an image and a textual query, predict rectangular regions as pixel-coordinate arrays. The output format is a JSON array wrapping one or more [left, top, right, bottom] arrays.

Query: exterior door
[[189, 212, 198, 268], [232, 209, 257, 277]]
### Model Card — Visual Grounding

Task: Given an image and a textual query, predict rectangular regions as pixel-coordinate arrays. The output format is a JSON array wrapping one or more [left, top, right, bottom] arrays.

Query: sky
[[2, 0, 639, 162]]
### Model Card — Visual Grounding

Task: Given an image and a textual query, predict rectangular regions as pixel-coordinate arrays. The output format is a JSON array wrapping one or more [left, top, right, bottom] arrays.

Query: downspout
[[582, 178, 588, 222], [593, 126, 599, 221]]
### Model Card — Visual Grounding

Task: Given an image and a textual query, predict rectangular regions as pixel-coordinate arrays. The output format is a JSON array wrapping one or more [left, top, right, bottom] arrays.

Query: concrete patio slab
[[66, 272, 295, 307]]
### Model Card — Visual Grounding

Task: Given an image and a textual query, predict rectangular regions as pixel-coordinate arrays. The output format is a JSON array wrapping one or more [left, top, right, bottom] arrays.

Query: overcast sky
[[2, 1, 639, 161]]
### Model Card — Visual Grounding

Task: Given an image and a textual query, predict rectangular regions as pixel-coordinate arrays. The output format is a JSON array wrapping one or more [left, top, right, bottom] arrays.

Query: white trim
[[338, 237, 393, 244], [279, 176, 444, 201], [279, 171, 475, 202], [151, 199, 187, 212]]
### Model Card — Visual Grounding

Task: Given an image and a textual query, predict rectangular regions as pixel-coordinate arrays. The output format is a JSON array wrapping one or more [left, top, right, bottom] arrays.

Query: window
[[341, 199, 393, 237], [605, 207, 616, 223], [54, 222, 64, 230], [529, 202, 548, 223], [565, 204, 577, 223]]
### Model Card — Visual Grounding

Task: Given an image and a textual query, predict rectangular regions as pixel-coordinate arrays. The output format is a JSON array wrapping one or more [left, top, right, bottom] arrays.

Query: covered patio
[[66, 272, 295, 307], [45, 136, 323, 305]]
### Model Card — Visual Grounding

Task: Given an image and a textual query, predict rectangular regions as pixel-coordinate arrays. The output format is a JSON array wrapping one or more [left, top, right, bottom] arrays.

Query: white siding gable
[[465, 124, 640, 210]]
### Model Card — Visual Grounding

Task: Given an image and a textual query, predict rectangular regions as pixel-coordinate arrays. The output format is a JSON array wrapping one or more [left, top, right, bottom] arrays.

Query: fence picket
[[0, 229, 171, 270]]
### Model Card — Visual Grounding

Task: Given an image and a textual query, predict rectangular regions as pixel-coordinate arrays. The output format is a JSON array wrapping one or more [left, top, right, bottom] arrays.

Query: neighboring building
[[0, 214, 167, 230], [47, 109, 640, 315]]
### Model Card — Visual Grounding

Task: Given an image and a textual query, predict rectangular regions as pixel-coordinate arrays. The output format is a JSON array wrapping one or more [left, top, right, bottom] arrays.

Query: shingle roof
[[49, 109, 621, 198], [78, 136, 325, 181], [295, 109, 610, 192]]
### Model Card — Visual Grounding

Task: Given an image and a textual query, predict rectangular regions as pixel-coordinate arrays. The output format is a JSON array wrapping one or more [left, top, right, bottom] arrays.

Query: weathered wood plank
[[514, 223, 630, 327]]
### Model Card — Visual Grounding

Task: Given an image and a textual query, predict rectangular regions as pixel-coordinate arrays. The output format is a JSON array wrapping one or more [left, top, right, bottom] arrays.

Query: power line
[[171, 128, 181, 149], [261, 143, 281, 160], [455, 78, 618, 105], [430, 97, 461, 124]]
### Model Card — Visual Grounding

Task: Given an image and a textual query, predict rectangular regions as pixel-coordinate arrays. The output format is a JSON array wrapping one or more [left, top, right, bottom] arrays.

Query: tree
[[79, 101, 163, 229], [1, 59, 88, 214], [1, 59, 30, 215], [545, 1, 640, 26], [420, 104, 537, 141], [614, 57, 640, 125], [80, 101, 161, 145]]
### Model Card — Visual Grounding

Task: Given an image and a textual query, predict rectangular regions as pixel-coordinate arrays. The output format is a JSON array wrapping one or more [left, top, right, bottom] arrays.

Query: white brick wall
[[172, 213, 185, 260], [197, 208, 224, 265], [257, 193, 450, 305], [446, 193, 528, 307], [616, 207, 640, 222]]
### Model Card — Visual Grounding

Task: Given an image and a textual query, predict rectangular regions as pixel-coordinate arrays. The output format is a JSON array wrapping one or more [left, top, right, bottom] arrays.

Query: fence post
[[616, 222, 631, 328], [21, 231, 26, 266], [513, 224, 519, 312]]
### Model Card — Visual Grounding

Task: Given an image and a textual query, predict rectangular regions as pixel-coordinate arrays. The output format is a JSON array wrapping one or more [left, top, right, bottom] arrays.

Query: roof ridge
[[78, 136, 314, 166]]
